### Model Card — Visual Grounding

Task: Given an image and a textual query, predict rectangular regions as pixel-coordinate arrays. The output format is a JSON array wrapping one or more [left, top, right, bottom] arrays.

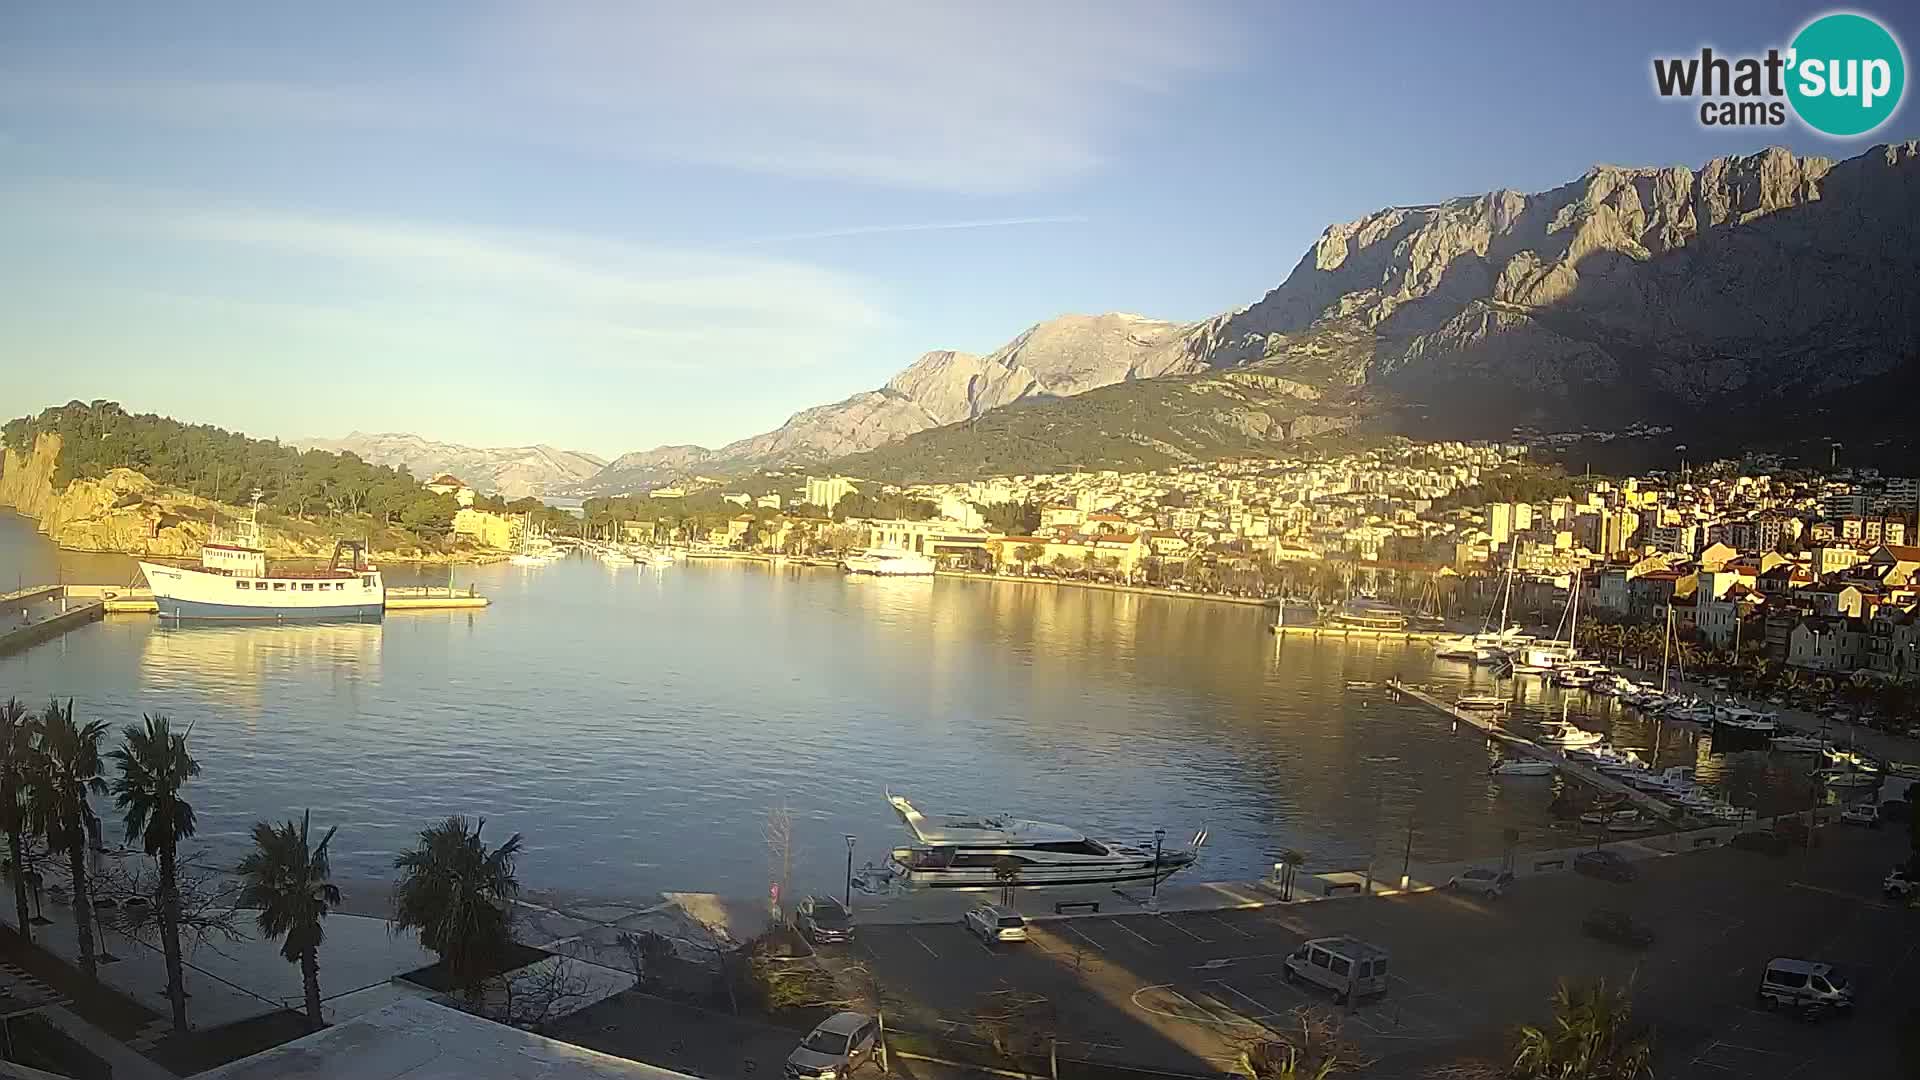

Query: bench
[[1053, 900, 1100, 915], [1692, 835, 1720, 848], [1532, 857, 1566, 872], [1323, 881, 1363, 897]]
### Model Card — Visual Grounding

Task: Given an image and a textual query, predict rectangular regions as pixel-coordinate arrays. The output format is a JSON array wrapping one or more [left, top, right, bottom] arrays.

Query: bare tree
[[1236, 1008, 1373, 1080], [92, 850, 244, 956], [484, 956, 599, 1033], [615, 929, 675, 990], [972, 988, 1057, 1076]]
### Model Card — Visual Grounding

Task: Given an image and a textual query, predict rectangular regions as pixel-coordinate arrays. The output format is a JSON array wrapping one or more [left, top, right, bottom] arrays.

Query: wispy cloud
[[749, 216, 1090, 245], [2, 180, 892, 369], [0, 4, 1238, 194]]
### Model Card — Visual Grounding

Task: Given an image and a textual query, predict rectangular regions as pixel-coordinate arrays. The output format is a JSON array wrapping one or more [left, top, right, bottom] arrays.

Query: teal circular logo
[[1787, 13, 1905, 136]]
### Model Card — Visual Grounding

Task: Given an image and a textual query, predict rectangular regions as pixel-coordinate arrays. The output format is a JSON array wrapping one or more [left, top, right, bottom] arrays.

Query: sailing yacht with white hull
[[883, 793, 1195, 889]]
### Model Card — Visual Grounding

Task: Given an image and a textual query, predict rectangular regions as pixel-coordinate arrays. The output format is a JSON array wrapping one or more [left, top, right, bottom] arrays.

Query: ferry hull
[[156, 598, 384, 621]]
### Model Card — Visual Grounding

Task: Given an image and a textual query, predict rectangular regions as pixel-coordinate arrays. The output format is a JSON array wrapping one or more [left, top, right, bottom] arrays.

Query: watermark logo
[[1652, 11, 1905, 136]]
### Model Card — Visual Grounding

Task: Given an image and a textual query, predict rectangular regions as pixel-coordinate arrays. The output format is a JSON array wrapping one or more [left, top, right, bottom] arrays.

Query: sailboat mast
[[1661, 604, 1672, 694]]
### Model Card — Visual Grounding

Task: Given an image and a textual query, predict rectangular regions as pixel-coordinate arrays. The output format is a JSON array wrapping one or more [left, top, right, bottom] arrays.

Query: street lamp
[[1150, 827, 1166, 904], [844, 835, 857, 909]]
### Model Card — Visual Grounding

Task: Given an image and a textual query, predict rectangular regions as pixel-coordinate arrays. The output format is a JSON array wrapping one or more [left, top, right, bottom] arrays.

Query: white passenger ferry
[[883, 792, 1195, 889], [138, 496, 384, 621]]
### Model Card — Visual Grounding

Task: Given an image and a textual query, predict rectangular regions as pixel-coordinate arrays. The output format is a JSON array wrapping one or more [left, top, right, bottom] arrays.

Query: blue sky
[[2, 1, 1914, 458]]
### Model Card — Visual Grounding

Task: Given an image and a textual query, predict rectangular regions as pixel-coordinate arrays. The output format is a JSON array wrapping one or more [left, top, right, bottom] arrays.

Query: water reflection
[[0, 512, 1825, 902]]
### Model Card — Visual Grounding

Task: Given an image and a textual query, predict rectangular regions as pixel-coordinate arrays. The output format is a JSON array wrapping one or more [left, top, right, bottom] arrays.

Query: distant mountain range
[[346, 141, 1920, 493], [298, 432, 606, 497]]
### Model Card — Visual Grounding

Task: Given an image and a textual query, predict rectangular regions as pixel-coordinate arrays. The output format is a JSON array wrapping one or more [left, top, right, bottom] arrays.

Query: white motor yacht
[[883, 792, 1194, 889], [843, 550, 937, 576]]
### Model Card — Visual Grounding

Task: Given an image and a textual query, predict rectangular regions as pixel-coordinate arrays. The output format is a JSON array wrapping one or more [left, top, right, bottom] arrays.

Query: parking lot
[[825, 826, 1917, 1077]]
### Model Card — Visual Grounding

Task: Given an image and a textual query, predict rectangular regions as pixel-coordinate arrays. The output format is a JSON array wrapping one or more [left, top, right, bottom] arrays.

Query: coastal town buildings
[[616, 441, 1920, 683]]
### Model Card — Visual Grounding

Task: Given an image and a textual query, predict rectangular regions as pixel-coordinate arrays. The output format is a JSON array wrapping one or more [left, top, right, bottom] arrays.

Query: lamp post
[[844, 835, 857, 909], [1150, 827, 1166, 905]]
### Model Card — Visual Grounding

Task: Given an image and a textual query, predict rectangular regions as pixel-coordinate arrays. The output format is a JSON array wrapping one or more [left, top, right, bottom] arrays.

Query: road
[[820, 823, 1917, 1078]]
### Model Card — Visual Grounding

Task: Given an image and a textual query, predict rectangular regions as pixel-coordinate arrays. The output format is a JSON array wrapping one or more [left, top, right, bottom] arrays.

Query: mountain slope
[[842, 141, 1920, 479], [584, 313, 1186, 491], [301, 432, 606, 497]]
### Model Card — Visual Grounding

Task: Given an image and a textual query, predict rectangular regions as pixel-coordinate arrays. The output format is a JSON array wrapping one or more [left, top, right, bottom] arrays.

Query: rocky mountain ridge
[[840, 141, 1920, 479], [584, 313, 1186, 492], [300, 432, 606, 497]]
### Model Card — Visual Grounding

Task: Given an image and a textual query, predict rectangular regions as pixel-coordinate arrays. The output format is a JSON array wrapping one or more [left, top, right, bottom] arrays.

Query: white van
[[1756, 958, 1853, 1015], [1282, 936, 1390, 1004]]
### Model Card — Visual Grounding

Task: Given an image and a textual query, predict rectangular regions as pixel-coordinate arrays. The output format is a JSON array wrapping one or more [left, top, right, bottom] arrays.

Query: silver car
[[785, 1011, 878, 1079], [963, 902, 1029, 943], [1447, 867, 1514, 899]]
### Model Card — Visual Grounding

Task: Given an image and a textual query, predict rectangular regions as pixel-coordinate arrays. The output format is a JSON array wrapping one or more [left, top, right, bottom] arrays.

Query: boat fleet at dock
[[508, 538, 680, 569]]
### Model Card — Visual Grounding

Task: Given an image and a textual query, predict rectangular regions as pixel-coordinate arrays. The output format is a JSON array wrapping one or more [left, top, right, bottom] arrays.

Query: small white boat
[[843, 549, 937, 576], [1490, 759, 1556, 777], [1607, 814, 1660, 834], [1455, 695, 1510, 713], [1816, 769, 1883, 788], [1769, 735, 1827, 753]]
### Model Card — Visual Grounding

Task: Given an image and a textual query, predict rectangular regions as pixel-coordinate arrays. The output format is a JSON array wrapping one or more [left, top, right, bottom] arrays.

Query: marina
[[0, 510, 1894, 907]]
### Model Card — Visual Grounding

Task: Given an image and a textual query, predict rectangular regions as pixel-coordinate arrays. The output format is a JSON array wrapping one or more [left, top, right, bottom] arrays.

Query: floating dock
[[383, 586, 490, 611], [1385, 678, 1689, 822]]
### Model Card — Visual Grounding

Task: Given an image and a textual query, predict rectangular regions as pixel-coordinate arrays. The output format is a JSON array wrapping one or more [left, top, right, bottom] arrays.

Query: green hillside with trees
[[3, 400, 460, 535]]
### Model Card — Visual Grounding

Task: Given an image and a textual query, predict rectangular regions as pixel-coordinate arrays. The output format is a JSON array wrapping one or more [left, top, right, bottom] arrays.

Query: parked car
[[1730, 829, 1791, 856], [796, 895, 854, 945], [1755, 958, 1853, 1017], [1446, 867, 1515, 899], [1839, 803, 1881, 828], [1573, 850, 1636, 883], [963, 902, 1029, 944], [1582, 907, 1655, 949], [785, 1011, 879, 1079], [1885, 866, 1916, 902], [1281, 936, 1391, 1005]]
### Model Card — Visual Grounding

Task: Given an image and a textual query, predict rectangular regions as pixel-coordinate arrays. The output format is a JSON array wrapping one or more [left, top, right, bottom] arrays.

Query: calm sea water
[[0, 511, 1806, 902]]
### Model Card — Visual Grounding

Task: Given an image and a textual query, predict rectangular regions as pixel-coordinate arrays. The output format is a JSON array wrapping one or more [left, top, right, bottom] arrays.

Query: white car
[[1446, 867, 1514, 899], [963, 903, 1029, 944]]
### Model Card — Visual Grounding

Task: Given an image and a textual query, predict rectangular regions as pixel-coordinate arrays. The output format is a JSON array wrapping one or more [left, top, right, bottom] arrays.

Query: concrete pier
[[1386, 678, 1691, 822], [1271, 623, 1447, 642], [0, 588, 105, 657]]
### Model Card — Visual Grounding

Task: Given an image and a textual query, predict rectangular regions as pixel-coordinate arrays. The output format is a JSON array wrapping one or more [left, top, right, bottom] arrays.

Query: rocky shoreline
[[1, 432, 505, 565]]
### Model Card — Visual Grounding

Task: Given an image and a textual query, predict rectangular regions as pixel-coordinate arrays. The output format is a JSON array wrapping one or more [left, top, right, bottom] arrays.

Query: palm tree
[[29, 699, 111, 979], [1277, 849, 1307, 902], [1510, 980, 1653, 1079], [390, 816, 523, 997], [0, 698, 37, 944], [235, 811, 341, 1029], [108, 714, 201, 1033], [992, 856, 1022, 907]]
